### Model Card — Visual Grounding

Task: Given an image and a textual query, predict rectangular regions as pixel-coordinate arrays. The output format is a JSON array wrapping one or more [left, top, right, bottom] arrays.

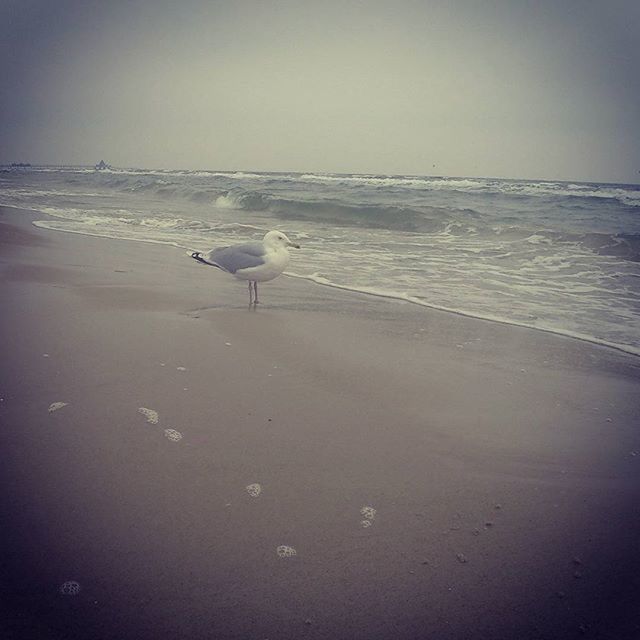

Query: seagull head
[[263, 230, 300, 250]]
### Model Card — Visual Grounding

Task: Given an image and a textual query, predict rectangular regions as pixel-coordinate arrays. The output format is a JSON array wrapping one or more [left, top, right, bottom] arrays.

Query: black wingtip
[[190, 252, 226, 271]]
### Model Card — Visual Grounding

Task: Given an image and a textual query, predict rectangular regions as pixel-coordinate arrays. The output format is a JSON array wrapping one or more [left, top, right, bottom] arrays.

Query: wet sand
[[1, 206, 640, 639]]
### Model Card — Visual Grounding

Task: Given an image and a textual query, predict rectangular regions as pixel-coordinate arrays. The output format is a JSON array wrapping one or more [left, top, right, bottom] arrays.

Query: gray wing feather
[[206, 242, 266, 273]]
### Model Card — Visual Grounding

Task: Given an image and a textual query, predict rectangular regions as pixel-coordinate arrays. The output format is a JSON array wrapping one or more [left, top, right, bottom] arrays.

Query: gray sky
[[1, 0, 639, 183]]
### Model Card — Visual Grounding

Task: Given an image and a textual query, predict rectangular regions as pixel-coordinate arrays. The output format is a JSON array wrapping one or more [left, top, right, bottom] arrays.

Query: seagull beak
[[288, 240, 301, 249]]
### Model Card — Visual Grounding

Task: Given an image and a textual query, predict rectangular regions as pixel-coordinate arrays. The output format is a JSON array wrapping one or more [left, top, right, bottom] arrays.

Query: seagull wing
[[205, 242, 267, 274]]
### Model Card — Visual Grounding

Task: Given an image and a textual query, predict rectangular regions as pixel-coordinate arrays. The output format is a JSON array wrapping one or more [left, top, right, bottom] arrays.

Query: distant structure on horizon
[[94, 160, 110, 171]]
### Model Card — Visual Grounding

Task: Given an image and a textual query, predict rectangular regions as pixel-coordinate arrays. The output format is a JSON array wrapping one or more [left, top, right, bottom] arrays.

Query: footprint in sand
[[277, 545, 297, 558], [48, 402, 68, 413], [138, 407, 159, 424], [164, 428, 183, 442], [246, 483, 262, 497], [59, 581, 81, 596], [360, 506, 377, 528], [361, 506, 377, 519]]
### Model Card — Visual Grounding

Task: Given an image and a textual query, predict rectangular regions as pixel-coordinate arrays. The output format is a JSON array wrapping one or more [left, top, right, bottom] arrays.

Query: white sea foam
[[526, 234, 553, 245], [32, 220, 188, 251], [215, 194, 240, 209], [209, 171, 266, 180], [295, 173, 640, 206]]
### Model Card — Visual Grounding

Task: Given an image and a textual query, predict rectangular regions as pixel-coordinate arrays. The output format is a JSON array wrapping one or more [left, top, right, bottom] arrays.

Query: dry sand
[[1, 206, 640, 639]]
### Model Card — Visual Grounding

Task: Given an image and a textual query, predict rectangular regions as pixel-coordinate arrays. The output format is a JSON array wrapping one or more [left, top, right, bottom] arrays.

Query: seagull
[[191, 230, 300, 305]]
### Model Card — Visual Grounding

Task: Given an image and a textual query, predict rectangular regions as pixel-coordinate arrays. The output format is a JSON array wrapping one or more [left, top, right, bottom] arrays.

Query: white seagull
[[191, 230, 300, 305]]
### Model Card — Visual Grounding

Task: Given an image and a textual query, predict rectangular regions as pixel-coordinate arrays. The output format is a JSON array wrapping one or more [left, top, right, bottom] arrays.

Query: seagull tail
[[190, 251, 209, 265], [190, 252, 225, 271]]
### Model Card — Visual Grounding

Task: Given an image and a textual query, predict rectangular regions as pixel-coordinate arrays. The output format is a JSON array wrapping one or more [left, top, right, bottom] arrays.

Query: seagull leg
[[248, 281, 254, 306], [254, 281, 260, 304]]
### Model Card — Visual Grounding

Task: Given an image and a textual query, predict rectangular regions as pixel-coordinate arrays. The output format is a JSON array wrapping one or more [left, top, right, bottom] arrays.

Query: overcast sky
[[1, 0, 639, 183]]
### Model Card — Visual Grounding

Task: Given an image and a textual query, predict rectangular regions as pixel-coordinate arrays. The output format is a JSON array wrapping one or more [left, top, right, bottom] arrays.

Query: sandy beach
[[1, 205, 640, 640]]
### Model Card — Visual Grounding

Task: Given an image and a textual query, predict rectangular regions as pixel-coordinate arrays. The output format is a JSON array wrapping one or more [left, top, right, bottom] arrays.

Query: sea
[[2, 166, 639, 356]]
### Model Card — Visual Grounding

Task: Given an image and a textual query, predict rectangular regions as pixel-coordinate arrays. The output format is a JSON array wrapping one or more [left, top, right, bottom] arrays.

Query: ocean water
[[2, 166, 640, 355]]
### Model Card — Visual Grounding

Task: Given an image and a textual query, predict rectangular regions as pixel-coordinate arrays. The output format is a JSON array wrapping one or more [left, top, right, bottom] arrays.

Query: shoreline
[[286, 271, 640, 359], [2, 204, 640, 639], [15, 205, 640, 359]]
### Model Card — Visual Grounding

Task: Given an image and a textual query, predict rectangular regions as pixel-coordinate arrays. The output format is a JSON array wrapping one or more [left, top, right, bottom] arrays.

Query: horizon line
[[2, 161, 640, 188]]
